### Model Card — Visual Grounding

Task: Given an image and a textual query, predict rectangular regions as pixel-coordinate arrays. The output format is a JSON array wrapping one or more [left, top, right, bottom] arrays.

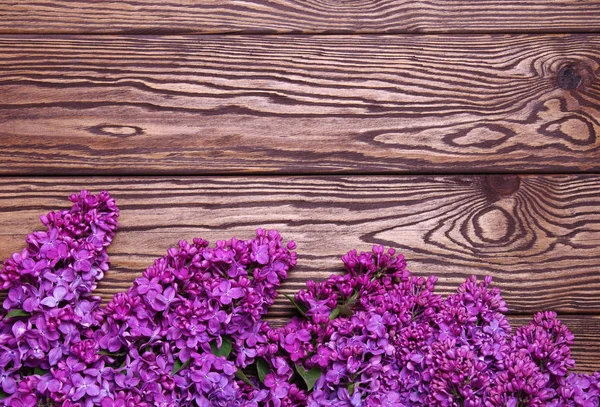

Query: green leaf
[[33, 367, 49, 376], [284, 294, 307, 317], [211, 335, 233, 358], [329, 304, 353, 320], [329, 289, 360, 320], [171, 358, 191, 376], [257, 358, 270, 384], [5, 309, 30, 319], [98, 350, 126, 357], [235, 369, 256, 387], [337, 304, 353, 317], [347, 382, 355, 395], [343, 289, 360, 308], [0, 389, 7, 400], [329, 307, 341, 320], [295, 364, 322, 391], [332, 289, 361, 319]]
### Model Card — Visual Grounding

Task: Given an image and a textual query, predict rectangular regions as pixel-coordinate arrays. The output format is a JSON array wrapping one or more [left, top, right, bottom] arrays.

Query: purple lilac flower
[[94, 226, 298, 406], [0, 191, 119, 406]]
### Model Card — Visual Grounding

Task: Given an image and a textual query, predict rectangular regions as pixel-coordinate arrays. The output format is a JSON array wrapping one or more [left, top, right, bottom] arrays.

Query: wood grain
[[0, 35, 599, 175], [0, 175, 599, 315], [0, 1, 599, 34]]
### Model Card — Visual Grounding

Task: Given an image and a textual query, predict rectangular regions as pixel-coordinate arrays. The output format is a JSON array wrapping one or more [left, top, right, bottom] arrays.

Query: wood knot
[[556, 63, 594, 90], [484, 175, 520, 198], [88, 124, 144, 138], [473, 206, 515, 244]]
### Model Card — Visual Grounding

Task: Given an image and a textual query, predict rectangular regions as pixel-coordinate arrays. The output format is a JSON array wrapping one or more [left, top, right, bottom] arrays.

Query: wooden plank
[[0, 175, 599, 314], [0, 35, 599, 175], [0, 1, 599, 34]]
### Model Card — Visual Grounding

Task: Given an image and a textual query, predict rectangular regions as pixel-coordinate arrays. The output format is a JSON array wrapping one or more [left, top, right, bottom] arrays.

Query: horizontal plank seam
[[1, 31, 600, 38], [1, 171, 600, 179], [507, 313, 600, 317], [1, 30, 600, 36], [264, 313, 600, 318]]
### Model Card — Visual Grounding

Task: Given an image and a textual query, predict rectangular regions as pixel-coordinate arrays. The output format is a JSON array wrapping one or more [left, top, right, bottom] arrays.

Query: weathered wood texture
[[1, 176, 599, 314], [0, 35, 599, 175], [0, 1, 599, 34]]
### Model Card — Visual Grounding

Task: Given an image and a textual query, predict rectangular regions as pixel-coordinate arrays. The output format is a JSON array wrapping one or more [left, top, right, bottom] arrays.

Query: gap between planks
[[0, 0, 599, 35]]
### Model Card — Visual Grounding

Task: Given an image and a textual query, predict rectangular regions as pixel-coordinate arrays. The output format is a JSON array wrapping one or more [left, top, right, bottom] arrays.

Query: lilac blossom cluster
[[279, 248, 600, 407], [1, 191, 599, 407], [0, 191, 299, 407], [0, 190, 119, 405]]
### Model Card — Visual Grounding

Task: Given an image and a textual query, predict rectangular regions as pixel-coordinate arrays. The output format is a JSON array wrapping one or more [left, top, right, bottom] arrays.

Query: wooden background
[[0, 1, 599, 372]]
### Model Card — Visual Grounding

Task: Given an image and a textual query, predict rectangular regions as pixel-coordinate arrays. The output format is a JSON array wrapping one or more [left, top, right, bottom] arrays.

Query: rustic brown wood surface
[[1, 176, 599, 371], [0, 35, 599, 175], [0, 1, 599, 34]]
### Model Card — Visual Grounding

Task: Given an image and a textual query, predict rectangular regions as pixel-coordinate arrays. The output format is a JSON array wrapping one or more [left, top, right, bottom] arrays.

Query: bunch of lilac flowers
[[0, 190, 119, 405], [278, 249, 600, 407], [0, 191, 298, 407], [1, 190, 599, 407]]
